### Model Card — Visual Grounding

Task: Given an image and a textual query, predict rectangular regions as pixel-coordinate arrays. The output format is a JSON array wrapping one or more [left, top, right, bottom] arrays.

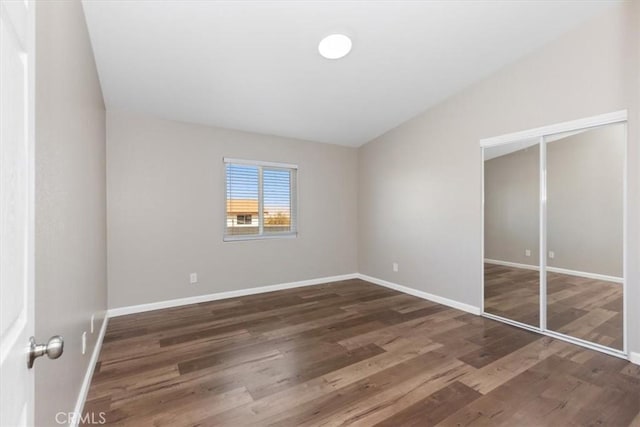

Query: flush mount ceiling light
[[318, 34, 352, 59]]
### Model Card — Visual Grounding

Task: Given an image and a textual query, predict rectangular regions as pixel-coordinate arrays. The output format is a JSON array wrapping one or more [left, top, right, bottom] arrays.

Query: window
[[224, 158, 297, 241], [236, 214, 252, 225]]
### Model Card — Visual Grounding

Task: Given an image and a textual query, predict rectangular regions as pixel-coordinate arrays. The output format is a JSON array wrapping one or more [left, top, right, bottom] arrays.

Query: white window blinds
[[224, 158, 297, 240]]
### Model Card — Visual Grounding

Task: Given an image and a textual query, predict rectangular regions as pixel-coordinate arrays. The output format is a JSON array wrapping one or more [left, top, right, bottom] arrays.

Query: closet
[[481, 112, 627, 357]]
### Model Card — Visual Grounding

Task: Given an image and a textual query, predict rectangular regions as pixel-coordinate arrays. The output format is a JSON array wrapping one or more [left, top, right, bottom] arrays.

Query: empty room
[[1, 0, 640, 426]]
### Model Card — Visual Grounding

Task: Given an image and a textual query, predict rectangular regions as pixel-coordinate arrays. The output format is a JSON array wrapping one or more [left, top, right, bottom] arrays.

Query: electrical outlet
[[82, 332, 87, 355], [90, 314, 95, 334], [190, 273, 198, 284], [392, 262, 399, 272], [525, 249, 531, 257], [549, 251, 555, 259]]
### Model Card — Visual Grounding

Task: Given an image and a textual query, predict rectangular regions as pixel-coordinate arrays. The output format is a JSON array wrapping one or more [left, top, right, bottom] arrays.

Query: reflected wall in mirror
[[545, 123, 625, 350], [484, 141, 540, 327]]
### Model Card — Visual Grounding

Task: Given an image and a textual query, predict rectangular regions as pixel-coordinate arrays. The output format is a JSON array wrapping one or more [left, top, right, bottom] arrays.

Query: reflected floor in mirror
[[484, 263, 623, 350], [484, 263, 540, 327]]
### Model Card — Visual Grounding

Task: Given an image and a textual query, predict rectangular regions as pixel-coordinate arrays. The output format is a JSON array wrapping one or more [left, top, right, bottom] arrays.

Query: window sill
[[223, 232, 297, 242]]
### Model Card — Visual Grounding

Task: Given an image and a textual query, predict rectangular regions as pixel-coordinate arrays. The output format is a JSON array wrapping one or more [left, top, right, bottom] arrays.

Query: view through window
[[225, 159, 297, 239]]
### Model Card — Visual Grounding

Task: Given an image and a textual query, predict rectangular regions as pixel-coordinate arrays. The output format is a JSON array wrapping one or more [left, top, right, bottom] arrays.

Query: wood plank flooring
[[83, 279, 639, 426], [484, 263, 624, 349]]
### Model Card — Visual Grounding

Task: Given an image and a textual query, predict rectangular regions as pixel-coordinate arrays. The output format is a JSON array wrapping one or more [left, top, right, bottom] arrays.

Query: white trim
[[258, 165, 264, 235], [109, 272, 481, 318], [223, 157, 298, 170], [483, 312, 628, 360], [539, 135, 547, 330], [480, 110, 627, 148], [223, 232, 297, 242], [357, 274, 481, 315], [621, 123, 628, 355], [630, 352, 640, 366], [547, 266, 623, 284], [544, 329, 627, 360], [107, 274, 359, 317], [480, 145, 485, 315], [484, 258, 538, 271], [484, 259, 623, 284], [70, 316, 108, 427], [483, 312, 544, 334]]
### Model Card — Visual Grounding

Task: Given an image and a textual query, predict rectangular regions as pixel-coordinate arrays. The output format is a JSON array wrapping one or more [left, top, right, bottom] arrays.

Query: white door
[[0, 0, 35, 425]]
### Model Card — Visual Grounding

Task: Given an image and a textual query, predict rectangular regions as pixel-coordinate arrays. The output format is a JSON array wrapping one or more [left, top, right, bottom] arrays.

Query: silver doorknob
[[27, 335, 64, 369]]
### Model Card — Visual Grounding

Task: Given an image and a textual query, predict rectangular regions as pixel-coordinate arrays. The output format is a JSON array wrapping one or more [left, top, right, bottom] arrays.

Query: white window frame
[[223, 157, 298, 242]]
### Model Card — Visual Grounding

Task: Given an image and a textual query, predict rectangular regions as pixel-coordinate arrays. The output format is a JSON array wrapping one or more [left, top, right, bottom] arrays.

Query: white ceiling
[[82, 1, 617, 147]]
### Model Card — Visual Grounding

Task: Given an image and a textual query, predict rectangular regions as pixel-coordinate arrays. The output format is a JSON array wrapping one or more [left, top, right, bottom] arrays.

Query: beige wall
[[358, 2, 639, 353], [484, 124, 625, 278], [484, 145, 540, 266], [35, 1, 107, 426], [548, 124, 625, 277], [106, 110, 358, 309]]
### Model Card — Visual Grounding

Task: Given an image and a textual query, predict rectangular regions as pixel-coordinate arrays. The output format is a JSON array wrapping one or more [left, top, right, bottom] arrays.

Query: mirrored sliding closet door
[[482, 112, 627, 357], [544, 123, 625, 351], [483, 140, 540, 328]]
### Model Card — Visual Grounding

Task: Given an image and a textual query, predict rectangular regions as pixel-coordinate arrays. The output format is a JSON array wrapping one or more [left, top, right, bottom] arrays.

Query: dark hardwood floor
[[83, 279, 639, 426], [484, 263, 624, 349]]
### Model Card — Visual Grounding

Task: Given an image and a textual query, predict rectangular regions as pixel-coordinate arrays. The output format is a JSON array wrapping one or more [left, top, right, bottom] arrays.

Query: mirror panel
[[545, 123, 625, 350], [484, 140, 540, 327]]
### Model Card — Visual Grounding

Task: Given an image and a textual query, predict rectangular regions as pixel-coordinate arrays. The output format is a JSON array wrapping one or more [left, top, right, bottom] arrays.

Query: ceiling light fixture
[[318, 34, 352, 59]]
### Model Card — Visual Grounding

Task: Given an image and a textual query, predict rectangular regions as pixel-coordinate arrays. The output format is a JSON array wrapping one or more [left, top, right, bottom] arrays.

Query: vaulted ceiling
[[82, 1, 617, 147]]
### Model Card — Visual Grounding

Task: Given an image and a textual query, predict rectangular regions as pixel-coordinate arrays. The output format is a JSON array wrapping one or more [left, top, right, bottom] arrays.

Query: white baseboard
[[107, 271, 482, 318], [484, 259, 539, 271], [107, 273, 359, 317], [70, 315, 109, 427], [630, 352, 640, 366], [357, 273, 481, 315], [484, 259, 623, 284], [546, 266, 623, 284]]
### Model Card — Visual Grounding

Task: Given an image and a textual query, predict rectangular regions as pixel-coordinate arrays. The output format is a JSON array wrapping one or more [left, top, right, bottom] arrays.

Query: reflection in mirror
[[545, 123, 624, 350], [484, 140, 540, 327]]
